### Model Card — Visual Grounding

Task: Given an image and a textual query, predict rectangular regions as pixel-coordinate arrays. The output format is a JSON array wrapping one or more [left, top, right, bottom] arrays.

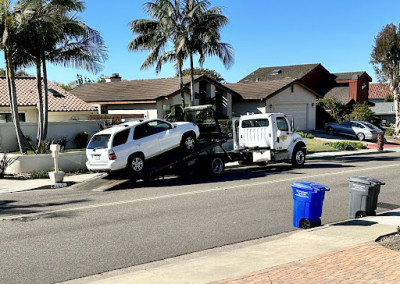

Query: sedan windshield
[[87, 134, 110, 149]]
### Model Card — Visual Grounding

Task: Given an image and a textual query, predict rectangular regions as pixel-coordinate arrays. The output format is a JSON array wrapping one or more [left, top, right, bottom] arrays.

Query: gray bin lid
[[348, 176, 385, 186]]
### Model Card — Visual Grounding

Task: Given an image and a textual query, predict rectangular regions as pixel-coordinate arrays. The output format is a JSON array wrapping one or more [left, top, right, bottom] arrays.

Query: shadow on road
[[0, 199, 91, 217]]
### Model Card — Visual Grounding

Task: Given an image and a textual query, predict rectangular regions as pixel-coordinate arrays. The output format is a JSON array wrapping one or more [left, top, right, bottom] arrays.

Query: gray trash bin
[[348, 176, 385, 218]]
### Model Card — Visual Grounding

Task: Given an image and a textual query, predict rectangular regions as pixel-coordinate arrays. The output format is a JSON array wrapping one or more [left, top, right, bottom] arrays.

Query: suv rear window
[[87, 134, 111, 149]]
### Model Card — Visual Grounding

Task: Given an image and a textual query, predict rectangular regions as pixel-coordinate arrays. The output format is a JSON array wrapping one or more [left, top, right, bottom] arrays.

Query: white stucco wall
[[49, 111, 96, 122], [266, 84, 316, 130], [3, 151, 87, 174], [0, 120, 105, 152], [106, 103, 158, 119]]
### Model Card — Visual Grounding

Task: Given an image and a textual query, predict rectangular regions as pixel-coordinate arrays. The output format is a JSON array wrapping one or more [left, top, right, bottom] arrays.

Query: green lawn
[[306, 138, 337, 154]]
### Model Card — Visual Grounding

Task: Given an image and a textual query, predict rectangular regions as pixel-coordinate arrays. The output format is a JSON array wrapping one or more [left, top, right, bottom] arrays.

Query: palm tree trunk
[[190, 54, 195, 106], [35, 61, 44, 147], [42, 57, 49, 140], [177, 58, 185, 108], [4, 51, 28, 154]]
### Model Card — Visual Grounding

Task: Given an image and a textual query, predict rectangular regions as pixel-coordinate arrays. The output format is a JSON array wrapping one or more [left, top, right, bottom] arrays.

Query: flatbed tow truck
[[76, 105, 307, 191]]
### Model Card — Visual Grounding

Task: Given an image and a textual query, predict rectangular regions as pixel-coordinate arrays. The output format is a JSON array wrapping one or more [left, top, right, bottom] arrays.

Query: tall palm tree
[[128, 0, 201, 108], [16, 0, 107, 147], [182, 0, 234, 105], [0, 0, 30, 153]]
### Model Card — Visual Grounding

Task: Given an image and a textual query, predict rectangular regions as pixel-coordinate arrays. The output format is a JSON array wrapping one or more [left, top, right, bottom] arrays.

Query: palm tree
[[128, 0, 201, 108], [0, 0, 30, 153], [16, 0, 107, 147], [182, 0, 234, 105]]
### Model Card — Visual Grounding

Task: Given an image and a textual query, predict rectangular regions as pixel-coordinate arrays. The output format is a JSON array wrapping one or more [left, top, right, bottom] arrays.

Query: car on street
[[86, 119, 200, 173], [324, 120, 384, 141]]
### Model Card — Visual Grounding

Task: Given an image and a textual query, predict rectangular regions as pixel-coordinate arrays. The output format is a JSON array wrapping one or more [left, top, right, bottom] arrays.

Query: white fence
[[0, 120, 105, 152]]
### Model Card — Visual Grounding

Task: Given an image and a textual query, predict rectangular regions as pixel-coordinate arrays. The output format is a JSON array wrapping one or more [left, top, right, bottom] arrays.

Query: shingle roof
[[334, 72, 372, 81], [71, 76, 195, 103], [0, 77, 95, 111], [239, 63, 321, 83], [369, 83, 391, 99], [324, 85, 353, 105], [225, 78, 299, 100]]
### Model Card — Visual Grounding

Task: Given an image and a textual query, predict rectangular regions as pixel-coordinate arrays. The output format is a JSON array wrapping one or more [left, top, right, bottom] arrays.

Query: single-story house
[[0, 77, 100, 151], [369, 83, 396, 124], [70, 74, 242, 119], [226, 78, 321, 131], [0, 76, 97, 122]]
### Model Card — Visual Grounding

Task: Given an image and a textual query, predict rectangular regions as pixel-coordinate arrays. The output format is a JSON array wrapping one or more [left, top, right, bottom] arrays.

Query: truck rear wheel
[[292, 147, 306, 168], [209, 157, 225, 176]]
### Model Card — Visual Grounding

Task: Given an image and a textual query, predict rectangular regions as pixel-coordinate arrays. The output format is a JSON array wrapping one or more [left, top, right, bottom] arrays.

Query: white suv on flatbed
[[86, 119, 200, 173]]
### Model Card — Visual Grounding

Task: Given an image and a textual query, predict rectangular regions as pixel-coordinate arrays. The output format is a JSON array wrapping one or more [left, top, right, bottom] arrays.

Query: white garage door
[[274, 104, 308, 131]]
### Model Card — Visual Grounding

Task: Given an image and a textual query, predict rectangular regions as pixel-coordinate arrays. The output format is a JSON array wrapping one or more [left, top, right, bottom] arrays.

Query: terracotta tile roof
[[71, 76, 195, 103], [369, 83, 391, 99], [0, 77, 95, 111], [225, 78, 299, 100], [238, 63, 321, 83]]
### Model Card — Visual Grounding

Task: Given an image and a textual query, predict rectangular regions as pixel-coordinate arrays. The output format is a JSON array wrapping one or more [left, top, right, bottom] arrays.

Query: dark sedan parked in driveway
[[324, 120, 384, 141]]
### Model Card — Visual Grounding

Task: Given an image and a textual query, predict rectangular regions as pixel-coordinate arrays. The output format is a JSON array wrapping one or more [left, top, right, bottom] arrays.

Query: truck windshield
[[241, 119, 269, 128], [87, 134, 110, 149]]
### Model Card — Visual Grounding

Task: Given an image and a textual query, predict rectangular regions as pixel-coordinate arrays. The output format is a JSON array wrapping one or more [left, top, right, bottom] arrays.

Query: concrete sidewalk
[[63, 211, 400, 284]]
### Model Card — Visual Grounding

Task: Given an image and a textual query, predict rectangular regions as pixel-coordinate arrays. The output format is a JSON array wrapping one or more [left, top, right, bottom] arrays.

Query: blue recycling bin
[[290, 182, 330, 229]]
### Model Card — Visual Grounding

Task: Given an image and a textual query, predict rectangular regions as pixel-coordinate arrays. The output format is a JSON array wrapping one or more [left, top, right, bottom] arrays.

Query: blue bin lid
[[290, 182, 330, 192]]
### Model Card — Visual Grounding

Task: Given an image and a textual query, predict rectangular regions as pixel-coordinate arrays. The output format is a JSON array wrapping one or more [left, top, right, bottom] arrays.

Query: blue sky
[[12, 0, 400, 84]]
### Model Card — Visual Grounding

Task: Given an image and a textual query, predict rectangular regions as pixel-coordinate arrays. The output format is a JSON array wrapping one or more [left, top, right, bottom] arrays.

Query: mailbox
[[50, 144, 60, 158]]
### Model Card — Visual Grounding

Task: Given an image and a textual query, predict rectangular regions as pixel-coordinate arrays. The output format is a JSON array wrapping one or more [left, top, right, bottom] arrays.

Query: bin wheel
[[369, 210, 376, 216], [317, 218, 322, 227], [355, 211, 367, 218], [300, 218, 311, 229]]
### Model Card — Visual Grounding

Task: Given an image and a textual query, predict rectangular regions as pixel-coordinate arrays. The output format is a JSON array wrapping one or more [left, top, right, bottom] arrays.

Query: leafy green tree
[[0, 68, 30, 76], [371, 23, 400, 134], [180, 67, 224, 82], [316, 98, 348, 122], [384, 93, 394, 102], [345, 103, 377, 123]]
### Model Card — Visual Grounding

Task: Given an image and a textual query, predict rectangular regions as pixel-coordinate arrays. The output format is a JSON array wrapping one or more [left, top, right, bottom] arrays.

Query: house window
[[0, 113, 26, 123]]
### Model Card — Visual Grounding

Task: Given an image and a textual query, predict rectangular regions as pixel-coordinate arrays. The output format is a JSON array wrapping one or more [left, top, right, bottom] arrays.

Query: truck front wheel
[[292, 147, 306, 168]]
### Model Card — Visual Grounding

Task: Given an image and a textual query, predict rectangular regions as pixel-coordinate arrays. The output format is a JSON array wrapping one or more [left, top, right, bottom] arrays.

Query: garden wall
[[0, 120, 105, 152]]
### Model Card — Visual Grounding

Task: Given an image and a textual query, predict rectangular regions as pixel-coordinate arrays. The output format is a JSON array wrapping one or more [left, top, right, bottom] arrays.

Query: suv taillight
[[371, 131, 376, 134], [108, 150, 117, 160]]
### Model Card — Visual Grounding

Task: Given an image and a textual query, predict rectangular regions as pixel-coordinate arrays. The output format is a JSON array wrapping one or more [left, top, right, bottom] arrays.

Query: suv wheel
[[128, 155, 145, 173], [181, 133, 196, 150]]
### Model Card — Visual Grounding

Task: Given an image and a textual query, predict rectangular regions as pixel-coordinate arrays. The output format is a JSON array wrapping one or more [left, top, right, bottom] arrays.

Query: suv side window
[[276, 117, 289, 131], [112, 129, 130, 147], [149, 120, 172, 133], [133, 123, 154, 139]]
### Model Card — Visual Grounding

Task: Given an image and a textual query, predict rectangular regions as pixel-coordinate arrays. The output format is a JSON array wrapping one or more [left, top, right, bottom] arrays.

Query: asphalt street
[[1, 151, 400, 284]]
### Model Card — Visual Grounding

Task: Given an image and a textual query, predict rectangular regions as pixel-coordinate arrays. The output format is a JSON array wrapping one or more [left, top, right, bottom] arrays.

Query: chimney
[[106, 73, 122, 82]]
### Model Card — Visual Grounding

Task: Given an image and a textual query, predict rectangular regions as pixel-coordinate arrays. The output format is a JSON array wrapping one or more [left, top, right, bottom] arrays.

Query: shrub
[[29, 170, 49, 179], [328, 141, 367, 151], [344, 103, 377, 123], [385, 128, 395, 136], [0, 153, 16, 178], [296, 131, 314, 139], [74, 131, 89, 148]]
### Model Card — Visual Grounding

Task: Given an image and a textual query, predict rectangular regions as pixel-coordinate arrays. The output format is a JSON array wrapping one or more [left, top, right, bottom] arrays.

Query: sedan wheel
[[326, 127, 334, 135], [357, 133, 365, 141]]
